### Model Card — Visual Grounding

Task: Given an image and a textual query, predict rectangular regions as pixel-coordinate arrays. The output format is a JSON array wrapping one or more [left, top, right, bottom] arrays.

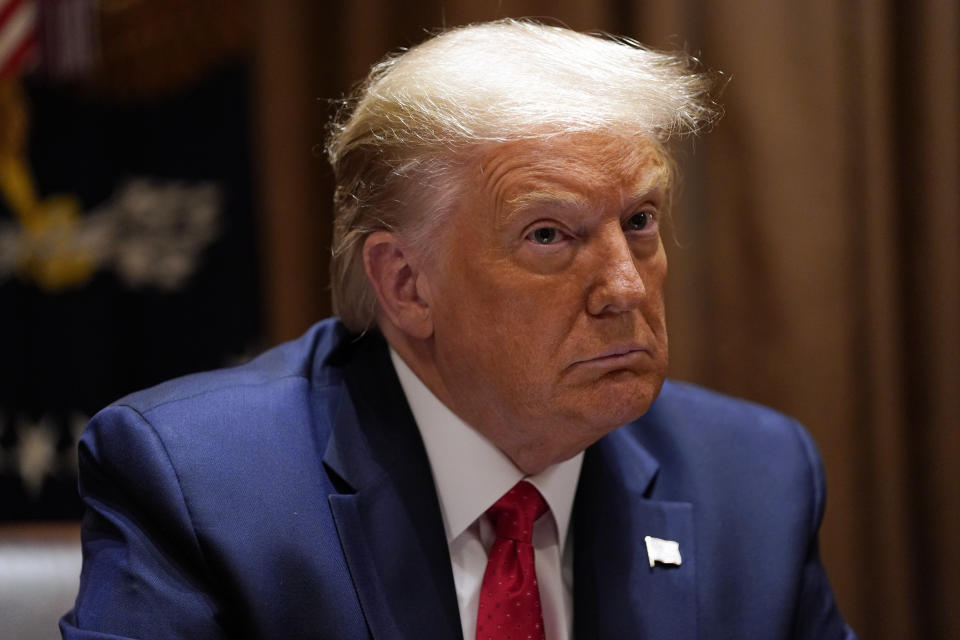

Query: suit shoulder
[[648, 379, 817, 452], [636, 380, 824, 497], [81, 319, 359, 502], [112, 318, 352, 415], [655, 379, 798, 429], [626, 380, 827, 532]]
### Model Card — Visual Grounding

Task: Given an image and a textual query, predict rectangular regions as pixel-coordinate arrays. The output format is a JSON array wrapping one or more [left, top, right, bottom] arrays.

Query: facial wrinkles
[[504, 145, 665, 230], [474, 138, 667, 325], [481, 149, 600, 229]]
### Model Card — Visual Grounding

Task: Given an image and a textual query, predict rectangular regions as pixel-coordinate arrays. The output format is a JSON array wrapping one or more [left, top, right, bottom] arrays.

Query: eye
[[529, 226, 561, 245], [624, 210, 657, 232]]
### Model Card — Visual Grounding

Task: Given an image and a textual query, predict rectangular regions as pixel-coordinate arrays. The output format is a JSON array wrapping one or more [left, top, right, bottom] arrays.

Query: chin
[[520, 378, 661, 473], [596, 399, 652, 430], [579, 373, 664, 429]]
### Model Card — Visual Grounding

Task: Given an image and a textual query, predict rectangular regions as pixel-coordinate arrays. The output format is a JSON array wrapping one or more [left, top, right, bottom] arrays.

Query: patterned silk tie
[[476, 480, 549, 640]]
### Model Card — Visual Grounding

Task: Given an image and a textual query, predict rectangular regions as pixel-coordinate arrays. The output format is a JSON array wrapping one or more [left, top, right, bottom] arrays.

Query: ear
[[362, 231, 434, 339]]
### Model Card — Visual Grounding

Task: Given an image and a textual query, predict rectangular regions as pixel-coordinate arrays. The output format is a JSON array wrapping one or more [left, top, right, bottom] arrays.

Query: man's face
[[419, 133, 670, 471]]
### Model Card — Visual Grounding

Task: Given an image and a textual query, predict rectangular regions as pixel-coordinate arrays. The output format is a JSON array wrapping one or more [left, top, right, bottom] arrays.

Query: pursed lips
[[569, 345, 649, 369]]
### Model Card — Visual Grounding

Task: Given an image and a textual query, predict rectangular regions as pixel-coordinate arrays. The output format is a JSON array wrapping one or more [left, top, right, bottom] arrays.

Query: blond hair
[[327, 19, 720, 331]]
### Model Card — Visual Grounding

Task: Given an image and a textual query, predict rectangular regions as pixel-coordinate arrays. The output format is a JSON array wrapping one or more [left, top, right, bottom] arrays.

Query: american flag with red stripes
[[0, 0, 38, 78]]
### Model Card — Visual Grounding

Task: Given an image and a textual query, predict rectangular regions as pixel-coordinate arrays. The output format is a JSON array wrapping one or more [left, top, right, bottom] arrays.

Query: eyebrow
[[623, 183, 666, 208], [506, 190, 588, 212]]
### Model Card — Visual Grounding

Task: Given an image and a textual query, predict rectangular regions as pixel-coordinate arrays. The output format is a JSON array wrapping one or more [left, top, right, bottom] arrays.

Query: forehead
[[472, 133, 671, 215]]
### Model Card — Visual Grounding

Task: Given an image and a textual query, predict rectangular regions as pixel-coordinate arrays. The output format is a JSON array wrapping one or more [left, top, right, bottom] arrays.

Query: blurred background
[[0, 1, 956, 638]]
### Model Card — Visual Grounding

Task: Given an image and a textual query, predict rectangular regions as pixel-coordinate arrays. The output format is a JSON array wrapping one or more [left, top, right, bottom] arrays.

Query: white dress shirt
[[390, 349, 583, 640]]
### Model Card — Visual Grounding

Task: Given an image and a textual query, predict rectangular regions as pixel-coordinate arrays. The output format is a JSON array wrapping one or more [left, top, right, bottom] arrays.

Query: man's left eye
[[624, 211, 654, 231]]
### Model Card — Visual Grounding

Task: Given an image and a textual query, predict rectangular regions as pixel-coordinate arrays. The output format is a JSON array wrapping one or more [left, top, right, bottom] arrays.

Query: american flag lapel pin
[[644, 535, 682, 568]]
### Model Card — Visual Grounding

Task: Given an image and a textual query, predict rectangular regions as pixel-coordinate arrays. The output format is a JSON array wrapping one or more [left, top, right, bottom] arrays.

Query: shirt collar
[[390, 348, 583, 551]]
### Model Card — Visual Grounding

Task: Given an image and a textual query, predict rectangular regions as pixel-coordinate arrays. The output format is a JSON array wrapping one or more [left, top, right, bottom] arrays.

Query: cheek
[[452, 272, 575, 386], [461, 253, 575, 325], [644, 247, 669, 325]]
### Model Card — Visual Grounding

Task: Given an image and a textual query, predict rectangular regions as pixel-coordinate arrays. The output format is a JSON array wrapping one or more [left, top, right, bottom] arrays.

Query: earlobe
[[362, 231, 434, 339]]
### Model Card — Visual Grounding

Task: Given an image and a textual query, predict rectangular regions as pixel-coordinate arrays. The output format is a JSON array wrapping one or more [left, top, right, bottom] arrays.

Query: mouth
[[570, 345, 650, 369]]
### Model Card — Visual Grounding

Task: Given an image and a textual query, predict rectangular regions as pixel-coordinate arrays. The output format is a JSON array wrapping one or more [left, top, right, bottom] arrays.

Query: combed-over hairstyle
[[327, 19, 720, 332]]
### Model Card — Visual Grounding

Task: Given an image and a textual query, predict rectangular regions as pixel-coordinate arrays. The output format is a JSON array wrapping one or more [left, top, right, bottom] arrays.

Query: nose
[[585, 230, 648, 316]]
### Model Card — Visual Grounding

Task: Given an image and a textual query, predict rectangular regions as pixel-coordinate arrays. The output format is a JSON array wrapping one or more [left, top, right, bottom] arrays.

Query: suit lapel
[[321, 334, 463, 640], [574, 427, 697, 640]]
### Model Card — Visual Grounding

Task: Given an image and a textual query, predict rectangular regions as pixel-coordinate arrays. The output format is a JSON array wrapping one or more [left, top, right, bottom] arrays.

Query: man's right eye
[[529, 227, 560, 244]]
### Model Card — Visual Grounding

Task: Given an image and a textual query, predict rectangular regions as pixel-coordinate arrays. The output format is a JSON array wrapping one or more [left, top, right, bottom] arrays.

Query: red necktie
[[476, 480, 549, 640]]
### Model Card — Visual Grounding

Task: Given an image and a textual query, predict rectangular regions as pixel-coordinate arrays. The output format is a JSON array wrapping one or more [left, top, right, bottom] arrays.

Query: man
[[62, 20, 855, 639]]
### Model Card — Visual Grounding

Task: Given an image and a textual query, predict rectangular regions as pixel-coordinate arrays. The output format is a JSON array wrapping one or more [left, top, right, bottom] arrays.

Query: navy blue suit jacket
[[61, 319, 855, 639]]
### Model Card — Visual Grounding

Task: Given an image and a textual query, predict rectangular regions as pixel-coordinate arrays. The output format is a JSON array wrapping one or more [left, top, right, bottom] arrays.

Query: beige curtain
[[253, 2, 959, 637]]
